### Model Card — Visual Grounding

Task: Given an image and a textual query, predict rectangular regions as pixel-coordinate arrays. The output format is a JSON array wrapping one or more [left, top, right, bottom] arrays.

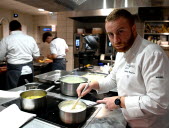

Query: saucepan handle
[[45, 85, 55, 92], [54, 81, 61, 84], [87, 103, 100, 109]]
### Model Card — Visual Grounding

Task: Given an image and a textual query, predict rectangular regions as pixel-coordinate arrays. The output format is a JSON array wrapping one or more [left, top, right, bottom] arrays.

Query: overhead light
[[49, 12, 54, 15], [38, 8, 45, 11], [103, 0, 107, 9]]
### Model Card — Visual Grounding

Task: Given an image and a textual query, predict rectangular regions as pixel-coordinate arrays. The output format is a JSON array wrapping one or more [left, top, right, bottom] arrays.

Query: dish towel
[[0, 104, 36, 128]]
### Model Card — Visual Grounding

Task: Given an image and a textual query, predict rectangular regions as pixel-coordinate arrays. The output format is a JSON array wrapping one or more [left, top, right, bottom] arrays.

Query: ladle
[[71, 82, 90, 109]]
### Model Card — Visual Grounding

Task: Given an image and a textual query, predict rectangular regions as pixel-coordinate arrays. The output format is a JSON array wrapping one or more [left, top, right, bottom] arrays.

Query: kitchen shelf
[[144, 21, 169, 45], [144, 33, 169, 35]]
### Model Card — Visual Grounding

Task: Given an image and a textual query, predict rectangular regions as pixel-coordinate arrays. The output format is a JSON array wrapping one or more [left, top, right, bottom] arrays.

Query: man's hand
[[97, 96, 125, 110], [76, 80, 100, 97]]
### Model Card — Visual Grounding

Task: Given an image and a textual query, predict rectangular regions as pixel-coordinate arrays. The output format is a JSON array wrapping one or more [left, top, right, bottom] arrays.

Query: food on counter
[[38, 60, 44, 63], [61, 76, 86, 83], [38, 59, 53, 63], [82, 73, 106, 82], [44, 59, 53, 63], [0, 66, 7, 72], [25, 95, 44, 99], [60, 102, 86, 112]]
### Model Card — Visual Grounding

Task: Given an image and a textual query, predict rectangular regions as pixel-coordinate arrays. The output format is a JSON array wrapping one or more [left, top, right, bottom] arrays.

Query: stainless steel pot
[[58, 100, 99, 124], [20, 85, 55, 114], [58, 75, 88, 96], [58, 100, 86, 124]]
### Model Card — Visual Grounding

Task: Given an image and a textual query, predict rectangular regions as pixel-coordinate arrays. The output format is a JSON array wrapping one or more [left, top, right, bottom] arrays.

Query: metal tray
[[34, 70, 71, 83]]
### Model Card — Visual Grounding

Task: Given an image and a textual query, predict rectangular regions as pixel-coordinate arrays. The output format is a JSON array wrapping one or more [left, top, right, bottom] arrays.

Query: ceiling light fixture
[[49, 12, 54, 15], [103, 0, 107, 9], [38, 8, 45, 11]]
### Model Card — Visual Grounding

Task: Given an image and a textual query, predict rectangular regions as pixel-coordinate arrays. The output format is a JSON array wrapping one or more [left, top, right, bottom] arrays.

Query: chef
[[0, 20, 41, 90], [77, 9, 169, 128], [42, 32, 69, 70]]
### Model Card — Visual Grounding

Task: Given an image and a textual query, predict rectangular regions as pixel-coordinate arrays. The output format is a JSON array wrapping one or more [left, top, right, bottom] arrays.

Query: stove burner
[[2, 95, 97, 128]]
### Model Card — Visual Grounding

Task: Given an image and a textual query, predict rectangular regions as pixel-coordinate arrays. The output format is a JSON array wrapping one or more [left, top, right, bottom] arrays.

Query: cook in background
[[42, 32, 69, 70], [0, 20, 41, 90], [77, 9, 169, 128]]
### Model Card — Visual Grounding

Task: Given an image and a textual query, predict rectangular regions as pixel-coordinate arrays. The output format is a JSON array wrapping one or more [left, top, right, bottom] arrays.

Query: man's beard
[[114, 31, 135, 52]]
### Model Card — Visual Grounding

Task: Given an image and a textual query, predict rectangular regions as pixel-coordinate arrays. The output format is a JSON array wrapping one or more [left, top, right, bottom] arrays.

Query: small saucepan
[[20, 85, 55, 114], [58, 100, 99, 124], [54, 75, 88, 96]]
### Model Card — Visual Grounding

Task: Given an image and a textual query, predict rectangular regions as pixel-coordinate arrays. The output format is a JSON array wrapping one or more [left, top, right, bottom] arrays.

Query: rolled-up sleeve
[[125, 96, 144, 117]]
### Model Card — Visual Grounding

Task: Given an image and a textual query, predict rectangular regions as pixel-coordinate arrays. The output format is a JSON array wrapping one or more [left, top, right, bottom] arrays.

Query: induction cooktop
[[2, 95, 99, 128]]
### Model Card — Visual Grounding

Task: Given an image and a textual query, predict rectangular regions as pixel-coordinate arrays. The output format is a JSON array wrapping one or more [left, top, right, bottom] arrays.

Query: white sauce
[[60, 102, 86, 113], [61, 76, 86, 84]]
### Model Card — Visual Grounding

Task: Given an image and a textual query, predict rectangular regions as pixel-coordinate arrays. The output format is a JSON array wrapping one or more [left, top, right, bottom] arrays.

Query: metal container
[[59, 75, 88, 96], [20, 86, 55, 114], [25, 82, 40, 90], [58, 100, 87, 124]]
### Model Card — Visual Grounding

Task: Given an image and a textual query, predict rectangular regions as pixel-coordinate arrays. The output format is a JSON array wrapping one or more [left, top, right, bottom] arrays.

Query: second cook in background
[[77, 9, 169, 128], [42, 32, 69, 70]]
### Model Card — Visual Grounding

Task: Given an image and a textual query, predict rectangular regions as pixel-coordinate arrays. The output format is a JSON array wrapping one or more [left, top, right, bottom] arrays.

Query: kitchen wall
[[32, 14, 57, 60], [0, 8, 34, 38], [56, 12, 75, 71]]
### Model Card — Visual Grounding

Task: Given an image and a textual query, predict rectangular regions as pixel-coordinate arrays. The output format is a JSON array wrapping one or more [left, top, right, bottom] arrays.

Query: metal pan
[[55, 75, 88, 96], [20, 85, 55, 114], [58, 100, 99, 124]]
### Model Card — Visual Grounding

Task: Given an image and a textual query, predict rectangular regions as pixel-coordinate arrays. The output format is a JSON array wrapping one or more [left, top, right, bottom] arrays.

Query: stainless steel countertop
[[0, 85, 126, 128]]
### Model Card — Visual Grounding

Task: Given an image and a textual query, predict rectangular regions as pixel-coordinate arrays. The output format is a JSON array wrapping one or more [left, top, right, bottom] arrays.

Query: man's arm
[[47, 54, 58, 59]]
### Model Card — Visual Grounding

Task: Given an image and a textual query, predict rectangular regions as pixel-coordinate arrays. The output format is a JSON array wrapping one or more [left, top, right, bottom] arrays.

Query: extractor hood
[[15, 0, 169, 12]]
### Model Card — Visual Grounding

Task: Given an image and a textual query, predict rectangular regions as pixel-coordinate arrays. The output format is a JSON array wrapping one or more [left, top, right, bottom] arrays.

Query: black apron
[[6, 61, 33, 90], [52, 58, 66, 70]]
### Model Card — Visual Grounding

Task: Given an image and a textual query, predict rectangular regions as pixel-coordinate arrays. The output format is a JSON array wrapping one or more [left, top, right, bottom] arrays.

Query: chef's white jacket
[[98, 34, 169, 128], [0, 31, 40, 64], [50, 38, 68, 58], [0, 31, 40, 75]]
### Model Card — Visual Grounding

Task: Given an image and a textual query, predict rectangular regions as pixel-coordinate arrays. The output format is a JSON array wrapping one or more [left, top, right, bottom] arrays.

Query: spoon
[[71, 82, 90, 109]]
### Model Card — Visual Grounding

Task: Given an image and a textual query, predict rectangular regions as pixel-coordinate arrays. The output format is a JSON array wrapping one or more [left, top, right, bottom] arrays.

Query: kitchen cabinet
[[144, 21, 169, 45]]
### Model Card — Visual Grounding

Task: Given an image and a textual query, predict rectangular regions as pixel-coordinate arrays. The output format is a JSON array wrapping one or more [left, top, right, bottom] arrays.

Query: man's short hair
[[42, 32, 52, 42], [106, 9, 135, 26], [9, 20, 21, 31]]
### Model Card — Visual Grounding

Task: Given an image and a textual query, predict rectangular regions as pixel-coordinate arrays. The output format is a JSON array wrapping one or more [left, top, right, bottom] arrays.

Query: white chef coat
[[98, 34, 169, 128], [0, 31, 40, 75], [50, 38, 68, 58], [0, 31, 40, 64]]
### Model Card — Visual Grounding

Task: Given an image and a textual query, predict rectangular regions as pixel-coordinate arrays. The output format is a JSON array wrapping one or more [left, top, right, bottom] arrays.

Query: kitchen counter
[[0, 68, 127, 128]]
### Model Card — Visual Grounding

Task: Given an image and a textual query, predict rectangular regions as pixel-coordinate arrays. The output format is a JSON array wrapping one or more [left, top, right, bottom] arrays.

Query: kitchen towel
[[0, 104, 36, 128]]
